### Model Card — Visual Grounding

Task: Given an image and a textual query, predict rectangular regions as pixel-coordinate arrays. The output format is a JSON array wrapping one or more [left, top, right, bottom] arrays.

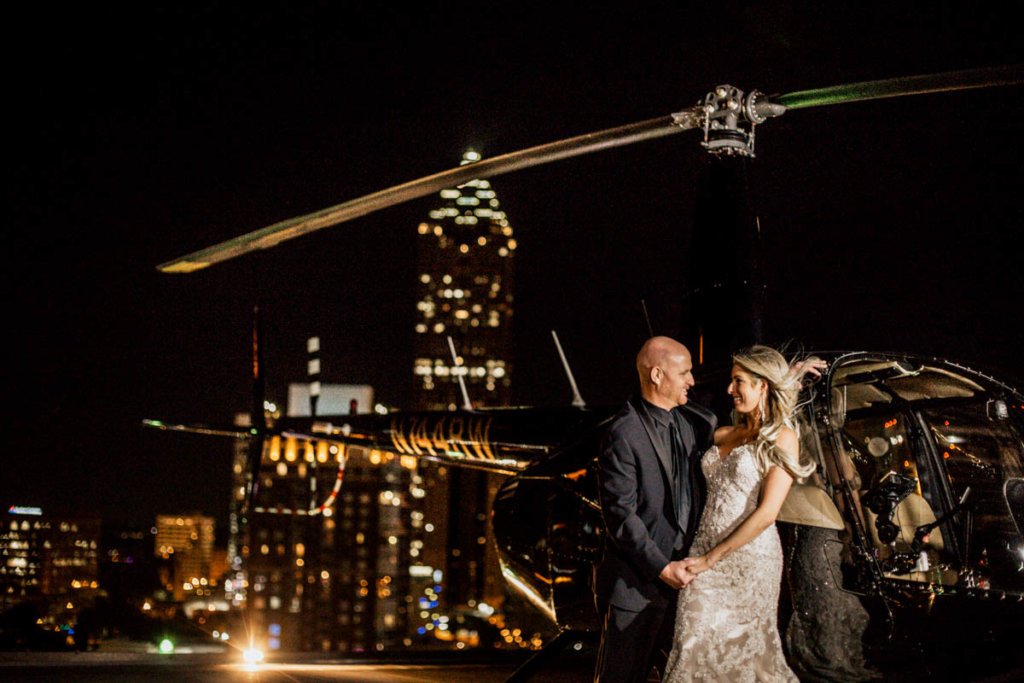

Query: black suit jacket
[[595, 395, 717, 611]]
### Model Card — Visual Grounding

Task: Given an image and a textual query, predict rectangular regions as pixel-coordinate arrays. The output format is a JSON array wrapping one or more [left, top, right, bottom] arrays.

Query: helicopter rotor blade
[[158, 112, 702, 274], [776, 64, 1023, 110], [158, 65, 1023, 275]]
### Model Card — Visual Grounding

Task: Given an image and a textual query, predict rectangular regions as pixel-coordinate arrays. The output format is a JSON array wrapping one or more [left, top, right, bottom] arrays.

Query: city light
[[7, 506, 43, 516]]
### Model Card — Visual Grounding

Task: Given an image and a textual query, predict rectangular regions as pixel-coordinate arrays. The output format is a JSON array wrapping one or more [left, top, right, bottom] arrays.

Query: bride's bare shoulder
[[713, 425, 735, 445]]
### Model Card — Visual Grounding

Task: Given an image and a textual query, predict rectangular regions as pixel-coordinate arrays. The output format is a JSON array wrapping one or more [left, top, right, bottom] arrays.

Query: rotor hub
[[690, 85, 785, 157]]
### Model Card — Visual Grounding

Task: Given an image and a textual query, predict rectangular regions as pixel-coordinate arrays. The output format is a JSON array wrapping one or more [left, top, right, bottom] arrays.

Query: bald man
[[594, 337, 717, 683]]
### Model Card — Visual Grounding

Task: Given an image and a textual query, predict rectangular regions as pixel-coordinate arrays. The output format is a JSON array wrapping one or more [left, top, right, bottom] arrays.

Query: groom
[[594, 336, 717, 683]]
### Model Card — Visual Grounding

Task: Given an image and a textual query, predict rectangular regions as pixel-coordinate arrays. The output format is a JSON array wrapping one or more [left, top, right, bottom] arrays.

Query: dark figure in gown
[[781, 523, 878, 681]]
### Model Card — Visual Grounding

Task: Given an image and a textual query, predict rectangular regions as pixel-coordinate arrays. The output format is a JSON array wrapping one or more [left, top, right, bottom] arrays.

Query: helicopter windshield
[[920, 403, 1024, 592]]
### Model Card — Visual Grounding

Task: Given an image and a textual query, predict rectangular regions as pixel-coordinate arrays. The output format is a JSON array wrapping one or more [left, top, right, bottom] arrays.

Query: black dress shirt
[[641, 399, 694, 545]]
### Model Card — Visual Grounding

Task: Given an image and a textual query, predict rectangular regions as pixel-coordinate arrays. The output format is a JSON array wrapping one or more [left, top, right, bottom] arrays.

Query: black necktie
[[670, 421, 691, 533]]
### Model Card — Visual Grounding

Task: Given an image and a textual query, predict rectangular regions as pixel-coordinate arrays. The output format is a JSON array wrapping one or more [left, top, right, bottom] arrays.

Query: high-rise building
[[154, 513, 216, 601], [1, 506, 100, 615], [412, 150, 515, 410], [411, 151, 516, 614], [233, 384, 433, 653]]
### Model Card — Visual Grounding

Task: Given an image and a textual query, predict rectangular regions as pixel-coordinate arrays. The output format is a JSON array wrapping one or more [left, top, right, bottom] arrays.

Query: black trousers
[[593, 593, 678, 683]]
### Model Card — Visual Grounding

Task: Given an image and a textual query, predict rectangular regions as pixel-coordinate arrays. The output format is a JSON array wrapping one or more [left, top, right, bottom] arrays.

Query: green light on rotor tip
[[159, 638, 174, 654], [250, 428, 258, 435]]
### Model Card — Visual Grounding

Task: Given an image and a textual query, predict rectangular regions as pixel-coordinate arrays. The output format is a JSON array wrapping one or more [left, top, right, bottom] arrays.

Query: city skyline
[[5, 3, 1023, 531]]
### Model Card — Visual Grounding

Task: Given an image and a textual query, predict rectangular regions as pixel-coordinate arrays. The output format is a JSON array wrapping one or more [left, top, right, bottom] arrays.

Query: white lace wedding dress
[[663, 442, 799, 682]]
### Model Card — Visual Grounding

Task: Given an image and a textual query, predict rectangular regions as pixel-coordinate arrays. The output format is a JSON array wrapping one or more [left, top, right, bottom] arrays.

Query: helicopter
[[147, 66, 1024, 679]]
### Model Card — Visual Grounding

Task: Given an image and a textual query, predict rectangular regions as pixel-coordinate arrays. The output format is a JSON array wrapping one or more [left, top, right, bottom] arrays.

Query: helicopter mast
[[684, 85, 775, 369]]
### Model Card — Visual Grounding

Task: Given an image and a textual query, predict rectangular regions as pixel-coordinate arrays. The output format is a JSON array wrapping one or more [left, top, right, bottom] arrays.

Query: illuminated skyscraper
[[154, 513, 216, 601], [412, 151, 516, 613], [232, 384, 430, 653], [413, 150, 515, 409]]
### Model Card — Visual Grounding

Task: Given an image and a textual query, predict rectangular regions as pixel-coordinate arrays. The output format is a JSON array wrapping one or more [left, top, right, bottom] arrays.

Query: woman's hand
[[788, 357, 827, 382], [680, 554, 715, 576]]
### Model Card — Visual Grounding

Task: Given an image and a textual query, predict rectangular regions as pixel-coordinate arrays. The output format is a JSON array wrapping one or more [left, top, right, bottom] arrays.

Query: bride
[[663, 345, 819, 682]]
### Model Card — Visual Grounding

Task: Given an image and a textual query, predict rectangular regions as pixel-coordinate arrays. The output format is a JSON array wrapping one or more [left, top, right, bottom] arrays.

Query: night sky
[[4, 3, 1022, 529]]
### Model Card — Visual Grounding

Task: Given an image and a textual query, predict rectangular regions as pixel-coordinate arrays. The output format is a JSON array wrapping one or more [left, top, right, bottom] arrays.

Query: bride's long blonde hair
[[732, 345, 817, 479]]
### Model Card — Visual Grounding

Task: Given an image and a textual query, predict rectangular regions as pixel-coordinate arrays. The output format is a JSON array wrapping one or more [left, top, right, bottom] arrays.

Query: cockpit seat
[[865, 492, 945, 552]]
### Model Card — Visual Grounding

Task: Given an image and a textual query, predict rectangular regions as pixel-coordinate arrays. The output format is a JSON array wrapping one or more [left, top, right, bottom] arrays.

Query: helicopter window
[[920, 404, 1024, 592]]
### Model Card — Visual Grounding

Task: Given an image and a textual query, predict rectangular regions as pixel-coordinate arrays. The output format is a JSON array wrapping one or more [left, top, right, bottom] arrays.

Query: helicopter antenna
[[551, 331, 586, 408], [641, 300, 654, 338], [447, 336, 473, 411]]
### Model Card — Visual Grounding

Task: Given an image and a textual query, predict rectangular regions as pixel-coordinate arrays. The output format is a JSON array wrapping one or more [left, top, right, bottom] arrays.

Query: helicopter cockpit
[[812, 354, 1024, 596]]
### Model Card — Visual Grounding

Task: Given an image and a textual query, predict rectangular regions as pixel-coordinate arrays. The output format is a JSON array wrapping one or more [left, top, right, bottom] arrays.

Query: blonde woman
[[663, 345, 822, 682]]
